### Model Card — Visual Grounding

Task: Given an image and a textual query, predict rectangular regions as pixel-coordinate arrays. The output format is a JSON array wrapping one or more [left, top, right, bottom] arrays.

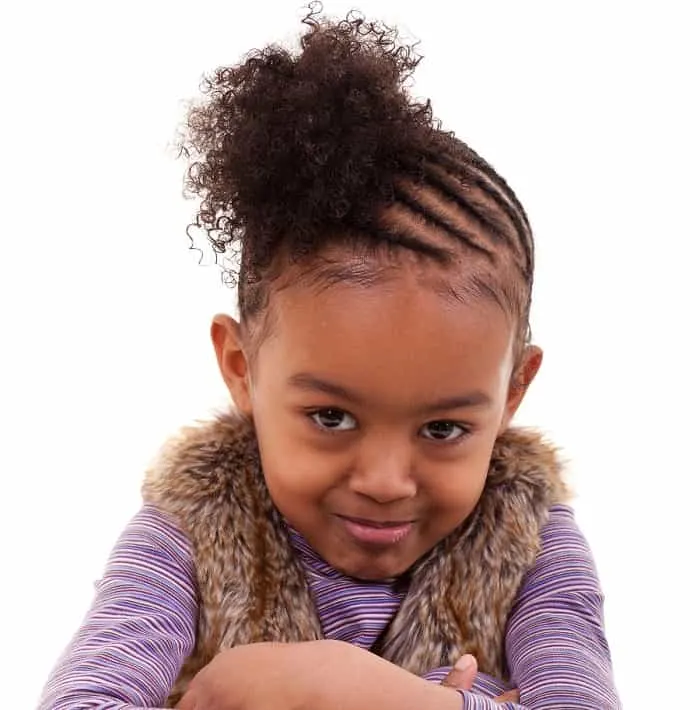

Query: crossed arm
[[37, 505, 620, 710]]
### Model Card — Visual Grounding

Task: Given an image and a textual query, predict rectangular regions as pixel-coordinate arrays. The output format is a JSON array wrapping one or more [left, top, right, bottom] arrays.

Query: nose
[[348, 435, 417, 504]]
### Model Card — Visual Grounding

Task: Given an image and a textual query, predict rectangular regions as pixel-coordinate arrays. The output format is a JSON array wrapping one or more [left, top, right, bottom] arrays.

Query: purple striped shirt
[[37, 504, 620, 709]]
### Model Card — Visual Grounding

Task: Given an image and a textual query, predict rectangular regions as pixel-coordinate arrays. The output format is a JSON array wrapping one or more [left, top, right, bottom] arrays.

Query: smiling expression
[[212, 255, 540, 580]]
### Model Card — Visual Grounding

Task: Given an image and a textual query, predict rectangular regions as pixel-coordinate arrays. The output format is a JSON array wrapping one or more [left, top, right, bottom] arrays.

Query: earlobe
[[211, 314, 253, 415]]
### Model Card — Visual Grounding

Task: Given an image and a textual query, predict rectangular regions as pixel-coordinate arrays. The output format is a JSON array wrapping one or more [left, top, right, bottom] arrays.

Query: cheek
[[430, 469, 487, 513], [252, 390, 352, 493], [254, 423, 345, 513], [423, 447, 492, 521]]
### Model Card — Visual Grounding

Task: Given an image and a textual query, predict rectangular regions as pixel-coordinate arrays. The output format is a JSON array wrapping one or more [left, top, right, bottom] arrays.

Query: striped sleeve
[[37, 505, 198, 710], [458, 504, 621, 709]]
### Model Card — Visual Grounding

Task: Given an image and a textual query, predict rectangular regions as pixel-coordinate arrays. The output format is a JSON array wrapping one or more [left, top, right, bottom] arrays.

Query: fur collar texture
[[142, 411, 568, 706]]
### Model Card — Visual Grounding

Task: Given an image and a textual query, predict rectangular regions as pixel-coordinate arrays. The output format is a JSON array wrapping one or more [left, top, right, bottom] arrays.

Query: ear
[[211, 314, 253, 416], [499, 345, 543, 433]]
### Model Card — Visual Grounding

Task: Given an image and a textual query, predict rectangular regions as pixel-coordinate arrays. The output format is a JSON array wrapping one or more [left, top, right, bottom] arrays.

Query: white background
[[1, 1, 698, 708]]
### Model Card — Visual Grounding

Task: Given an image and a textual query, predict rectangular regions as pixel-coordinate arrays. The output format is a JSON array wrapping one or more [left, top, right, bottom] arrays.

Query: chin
[[333, 554, 414, 582]]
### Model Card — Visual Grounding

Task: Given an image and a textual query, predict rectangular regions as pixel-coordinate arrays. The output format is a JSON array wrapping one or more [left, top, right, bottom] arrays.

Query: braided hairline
[[424, 149, 534, 284], [238, 153, 534, 341]]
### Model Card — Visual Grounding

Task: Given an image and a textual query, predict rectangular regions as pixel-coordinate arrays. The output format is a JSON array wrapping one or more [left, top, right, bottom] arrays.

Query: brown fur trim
[[142, 410, 568, 705]]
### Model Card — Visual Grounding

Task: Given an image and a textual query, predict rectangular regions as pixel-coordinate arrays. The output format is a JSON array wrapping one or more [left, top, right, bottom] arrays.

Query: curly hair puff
[[180, 3, 534, 349]]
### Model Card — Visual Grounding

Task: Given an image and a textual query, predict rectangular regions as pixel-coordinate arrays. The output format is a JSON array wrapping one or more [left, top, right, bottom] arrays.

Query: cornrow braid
[[181, 4, 536, 352], [392, 181, 497, 264], [424, 145, 534, 281]]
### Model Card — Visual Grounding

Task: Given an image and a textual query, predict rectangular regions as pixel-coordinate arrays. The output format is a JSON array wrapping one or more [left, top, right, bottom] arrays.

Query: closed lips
[[339, 516, 414, 527]]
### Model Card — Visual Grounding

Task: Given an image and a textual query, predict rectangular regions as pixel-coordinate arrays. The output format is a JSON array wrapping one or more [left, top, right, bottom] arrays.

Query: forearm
[[39, 698, 162, 710], [309, 641, 464, 710]]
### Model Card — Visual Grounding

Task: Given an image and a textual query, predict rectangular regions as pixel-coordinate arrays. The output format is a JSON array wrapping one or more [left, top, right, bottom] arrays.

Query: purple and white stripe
[[37, 504, 620, 709], [289, 529, 407, 648]]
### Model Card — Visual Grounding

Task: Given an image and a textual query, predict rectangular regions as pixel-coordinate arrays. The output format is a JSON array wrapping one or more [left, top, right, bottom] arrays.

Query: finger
[[494, 688, 520, 704], [441, 654, 478, 690]]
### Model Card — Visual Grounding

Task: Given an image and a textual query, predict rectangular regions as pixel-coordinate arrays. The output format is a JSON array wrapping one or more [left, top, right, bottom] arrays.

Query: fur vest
[[142, 410, 568, 706]]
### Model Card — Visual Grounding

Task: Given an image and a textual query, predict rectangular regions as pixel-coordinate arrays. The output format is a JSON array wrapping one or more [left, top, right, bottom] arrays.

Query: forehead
[[257, 265, 515, 408]]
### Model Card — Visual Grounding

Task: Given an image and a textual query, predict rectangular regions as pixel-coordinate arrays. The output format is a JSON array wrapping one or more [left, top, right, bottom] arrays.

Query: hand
[[494, 689, 520, 704], [442, 655, 520, 705], [176, 641, 321, 710], [441, 654, 479, 691], [177, 640, 465, 710]]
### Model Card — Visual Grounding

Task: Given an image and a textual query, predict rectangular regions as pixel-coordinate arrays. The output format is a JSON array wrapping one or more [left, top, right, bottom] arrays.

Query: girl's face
[[213, 263, 541, 580]]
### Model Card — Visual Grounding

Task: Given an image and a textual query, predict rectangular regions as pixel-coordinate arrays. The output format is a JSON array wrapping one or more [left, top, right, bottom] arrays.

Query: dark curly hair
[[180, 3, 535, 357]]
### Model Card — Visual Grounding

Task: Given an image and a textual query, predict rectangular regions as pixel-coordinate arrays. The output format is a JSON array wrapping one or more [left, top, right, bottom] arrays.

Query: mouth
[[336, 515, 415, 546]]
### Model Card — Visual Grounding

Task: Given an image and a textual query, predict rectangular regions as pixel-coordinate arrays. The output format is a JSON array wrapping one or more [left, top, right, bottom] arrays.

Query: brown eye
[[310, 408, 357, 431], [420, 421, 468, 442]]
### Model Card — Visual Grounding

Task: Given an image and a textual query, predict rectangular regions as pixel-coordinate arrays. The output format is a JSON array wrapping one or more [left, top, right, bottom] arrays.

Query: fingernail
[[454, 654, 476, 671]]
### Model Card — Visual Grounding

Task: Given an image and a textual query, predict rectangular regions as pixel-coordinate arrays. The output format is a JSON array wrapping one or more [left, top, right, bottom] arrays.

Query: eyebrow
[[288, 372, 492, 412]]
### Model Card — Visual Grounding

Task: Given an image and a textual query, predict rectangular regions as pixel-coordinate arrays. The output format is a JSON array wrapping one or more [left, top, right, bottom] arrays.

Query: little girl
[[38, 7, 621, 710]]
